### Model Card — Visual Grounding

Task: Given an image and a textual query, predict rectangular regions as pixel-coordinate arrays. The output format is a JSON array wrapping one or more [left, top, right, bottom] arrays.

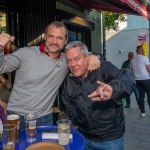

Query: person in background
[[62, 41, 135, 150], [0, 21, 100, 128], [0, 74, 12, 122], [122, 52, 139, 108], [132, 45, 150, 117]]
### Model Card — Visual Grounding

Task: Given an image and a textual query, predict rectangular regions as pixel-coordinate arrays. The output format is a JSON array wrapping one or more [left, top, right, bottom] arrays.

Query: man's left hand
[[88, 81, 112, 101], [88, 54, 100, 71]]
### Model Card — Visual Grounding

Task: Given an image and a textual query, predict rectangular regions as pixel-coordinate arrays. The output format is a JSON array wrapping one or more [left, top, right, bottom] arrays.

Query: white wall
[[106, 15, 149, 68]]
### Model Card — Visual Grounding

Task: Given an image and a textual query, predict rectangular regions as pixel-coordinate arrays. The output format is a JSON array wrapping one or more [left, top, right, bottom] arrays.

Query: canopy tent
[[71, 0, 150, 21]]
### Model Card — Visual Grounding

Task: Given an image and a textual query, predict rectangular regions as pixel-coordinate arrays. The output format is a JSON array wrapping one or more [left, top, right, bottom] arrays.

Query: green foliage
[[0, 26, 6, 32], [105, 12, 126, 31]]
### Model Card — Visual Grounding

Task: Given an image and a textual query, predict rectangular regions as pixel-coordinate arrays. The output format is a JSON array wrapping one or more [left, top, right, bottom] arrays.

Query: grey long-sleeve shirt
[[0, 46, 68, 118]]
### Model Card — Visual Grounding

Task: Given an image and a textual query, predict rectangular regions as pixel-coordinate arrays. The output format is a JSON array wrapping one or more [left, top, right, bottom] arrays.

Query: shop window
[[68, 31, 82, 42], [0, 12, 6, 32]]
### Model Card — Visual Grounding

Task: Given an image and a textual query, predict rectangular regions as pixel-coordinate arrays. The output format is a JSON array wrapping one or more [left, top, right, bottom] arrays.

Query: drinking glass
[[2, 124, 16, 150], [57, 119, 71, 145], [25, 113, 37, 143], [6, 114, 20, 142]]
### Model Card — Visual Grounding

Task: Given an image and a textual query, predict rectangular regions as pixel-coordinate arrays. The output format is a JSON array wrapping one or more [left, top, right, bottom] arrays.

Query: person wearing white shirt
[[132, 46, 150, 117]]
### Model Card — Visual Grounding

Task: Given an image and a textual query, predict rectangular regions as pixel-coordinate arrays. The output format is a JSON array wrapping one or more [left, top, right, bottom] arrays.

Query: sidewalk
[[124, 94, 150, 150]]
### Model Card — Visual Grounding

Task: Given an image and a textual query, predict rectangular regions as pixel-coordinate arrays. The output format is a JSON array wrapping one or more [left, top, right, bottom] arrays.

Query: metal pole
[[102, 12, 106, 59]]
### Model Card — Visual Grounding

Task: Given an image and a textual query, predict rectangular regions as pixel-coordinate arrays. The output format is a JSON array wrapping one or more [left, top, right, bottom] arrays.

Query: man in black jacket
[[62, 41, 135, 150], [122, 52, 139, 108]]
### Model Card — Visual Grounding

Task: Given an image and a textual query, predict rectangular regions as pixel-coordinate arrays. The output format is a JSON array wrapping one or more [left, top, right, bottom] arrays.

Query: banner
[[138, 33, 148, 56]]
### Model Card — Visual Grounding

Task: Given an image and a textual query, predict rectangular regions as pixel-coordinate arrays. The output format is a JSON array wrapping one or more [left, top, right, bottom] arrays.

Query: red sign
[[138, 33, 147, 43]]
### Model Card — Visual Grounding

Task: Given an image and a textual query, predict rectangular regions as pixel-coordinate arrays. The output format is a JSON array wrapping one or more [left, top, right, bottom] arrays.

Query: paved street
[[124, 94, 150, 150]]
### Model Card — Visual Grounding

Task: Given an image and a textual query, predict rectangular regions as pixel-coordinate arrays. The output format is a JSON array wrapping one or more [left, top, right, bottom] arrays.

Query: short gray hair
[[65, 41, 89, 54]]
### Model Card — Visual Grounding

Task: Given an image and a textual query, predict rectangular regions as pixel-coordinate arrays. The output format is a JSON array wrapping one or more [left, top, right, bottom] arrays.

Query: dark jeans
[[125, 87, 139, 106], [82, 136, 124, 150], [6, 111, 53, 128], [136, 79, 150, 113]]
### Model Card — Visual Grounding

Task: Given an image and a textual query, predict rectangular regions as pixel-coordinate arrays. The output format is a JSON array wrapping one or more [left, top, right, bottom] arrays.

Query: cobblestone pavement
[[124, 94, 150, 150]]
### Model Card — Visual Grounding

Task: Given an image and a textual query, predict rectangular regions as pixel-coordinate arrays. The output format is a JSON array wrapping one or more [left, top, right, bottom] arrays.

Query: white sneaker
[[141, 113, 145, 117]]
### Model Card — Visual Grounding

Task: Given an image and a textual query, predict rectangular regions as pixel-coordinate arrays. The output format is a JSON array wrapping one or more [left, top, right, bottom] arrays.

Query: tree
[[105, 12, 126, 31]]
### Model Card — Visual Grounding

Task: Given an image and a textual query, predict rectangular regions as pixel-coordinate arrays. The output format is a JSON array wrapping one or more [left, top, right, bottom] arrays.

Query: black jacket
[[122, 59, 131, 68], [61, 60, 135, 141]]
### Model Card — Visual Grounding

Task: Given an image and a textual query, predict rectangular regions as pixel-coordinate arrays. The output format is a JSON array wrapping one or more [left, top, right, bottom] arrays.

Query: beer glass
[[25, 113, 37, 142], [57, 119, 71, 145], [6, 114, 20, 142], [2, 124, 16, 150]]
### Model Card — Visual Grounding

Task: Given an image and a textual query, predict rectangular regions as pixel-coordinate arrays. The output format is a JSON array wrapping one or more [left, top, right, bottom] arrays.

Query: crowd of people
[[1, 20, 149, 149]]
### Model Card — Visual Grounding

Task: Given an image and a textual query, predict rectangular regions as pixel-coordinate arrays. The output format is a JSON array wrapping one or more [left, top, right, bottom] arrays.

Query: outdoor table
[[15, 126, 84, 150]]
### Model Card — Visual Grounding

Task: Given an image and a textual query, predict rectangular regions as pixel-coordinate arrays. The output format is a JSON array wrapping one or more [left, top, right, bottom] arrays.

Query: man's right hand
[[0, 32, 15, 50]]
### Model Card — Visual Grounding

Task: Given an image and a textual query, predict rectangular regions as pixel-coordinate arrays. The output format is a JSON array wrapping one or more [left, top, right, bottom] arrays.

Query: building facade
[[106, 15, 149, 68]]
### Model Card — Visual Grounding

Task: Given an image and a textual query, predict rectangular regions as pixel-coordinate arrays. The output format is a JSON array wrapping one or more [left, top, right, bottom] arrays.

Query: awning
[[121, 0, 150, 20], [71, 0, 150, 21]]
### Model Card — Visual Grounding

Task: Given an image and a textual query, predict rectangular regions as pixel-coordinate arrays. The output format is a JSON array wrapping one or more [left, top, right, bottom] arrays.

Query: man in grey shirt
[[0, 21, 100, 128]]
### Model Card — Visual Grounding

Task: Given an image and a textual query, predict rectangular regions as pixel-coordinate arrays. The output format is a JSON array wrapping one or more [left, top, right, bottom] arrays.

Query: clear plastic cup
[[6, 114, 20, 142], [57, 119, 71, 145], [2, 124, 16, 150], [25, 113, 37, 143]]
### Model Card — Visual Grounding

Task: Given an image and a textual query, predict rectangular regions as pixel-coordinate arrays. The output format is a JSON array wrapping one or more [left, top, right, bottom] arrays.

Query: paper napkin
[[42, 132, 73, 140]]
